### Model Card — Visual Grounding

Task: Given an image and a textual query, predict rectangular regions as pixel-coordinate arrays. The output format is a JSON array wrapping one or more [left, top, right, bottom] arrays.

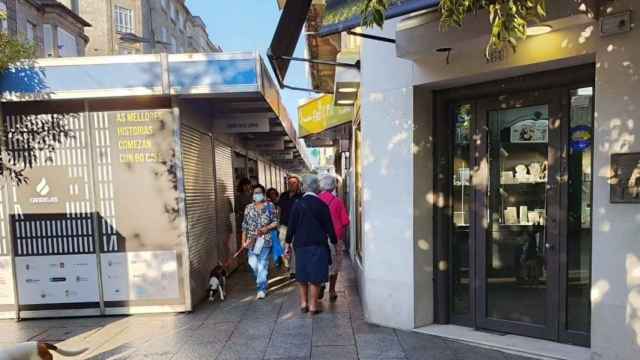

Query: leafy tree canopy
[[361, 0, 551, 58], [0, 11, 73, 185], [0, 12, 34, 72]]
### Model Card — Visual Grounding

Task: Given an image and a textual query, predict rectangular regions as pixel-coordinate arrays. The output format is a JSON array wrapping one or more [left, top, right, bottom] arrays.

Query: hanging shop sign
[[320, 0, 439, 36], [250, 139, 285, 151], [267, 152, 294, 161], [298, 94, 352, 138], [214, 116, 270, 134]]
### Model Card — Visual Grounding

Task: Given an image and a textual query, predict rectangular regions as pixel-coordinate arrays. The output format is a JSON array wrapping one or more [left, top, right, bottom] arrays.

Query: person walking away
[[266, 188, 284, 269], [278, 175, 303, 277], [319, 174, 351, 302], [242, 184, 279, 299], [285, 175, 337, 314]]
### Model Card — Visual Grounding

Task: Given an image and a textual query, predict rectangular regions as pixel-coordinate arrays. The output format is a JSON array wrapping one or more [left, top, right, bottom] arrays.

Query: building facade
[[271, 1, 640, 359], [1, 0, 90, 58], [65, 0, 221, 56]]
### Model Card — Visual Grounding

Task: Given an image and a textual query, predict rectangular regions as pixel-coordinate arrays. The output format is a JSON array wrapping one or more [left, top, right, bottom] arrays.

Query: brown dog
[[0, 341, 88, 360]]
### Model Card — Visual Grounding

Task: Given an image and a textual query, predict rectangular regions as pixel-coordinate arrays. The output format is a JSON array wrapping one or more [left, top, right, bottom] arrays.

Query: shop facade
[[0, 52, 308, 319], [354, 2, 638, 359], [270, 0, 639, 359]]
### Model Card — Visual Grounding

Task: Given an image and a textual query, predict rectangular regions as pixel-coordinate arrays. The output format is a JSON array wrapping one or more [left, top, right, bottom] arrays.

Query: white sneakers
[[256, 291, 266, 300]]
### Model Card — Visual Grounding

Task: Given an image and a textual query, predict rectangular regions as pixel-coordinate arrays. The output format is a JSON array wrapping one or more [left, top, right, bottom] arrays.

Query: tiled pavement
[[0, 258, 535, 359]]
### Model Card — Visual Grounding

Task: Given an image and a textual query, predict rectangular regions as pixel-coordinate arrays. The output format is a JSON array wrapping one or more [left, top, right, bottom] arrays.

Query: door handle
[[545, 243, 554, 250]]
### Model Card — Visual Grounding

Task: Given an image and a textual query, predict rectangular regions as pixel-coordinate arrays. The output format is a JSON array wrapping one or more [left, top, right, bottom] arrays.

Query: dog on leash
[[208, 263, 227, 302], [0, 341, 88, 360]]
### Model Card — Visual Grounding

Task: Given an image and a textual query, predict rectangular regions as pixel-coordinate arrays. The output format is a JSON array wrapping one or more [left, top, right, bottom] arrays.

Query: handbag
[[266, 203, 283, 261], [253, 235, 265, 254], [271, 229, 283, 261]]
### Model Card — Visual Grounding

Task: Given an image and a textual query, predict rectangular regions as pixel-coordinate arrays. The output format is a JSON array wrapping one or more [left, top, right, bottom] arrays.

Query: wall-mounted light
[[526, 25, 552, 36], [334, 50, 360, 106], [337, 100, 355, 105], [337, 87, 358, 93]]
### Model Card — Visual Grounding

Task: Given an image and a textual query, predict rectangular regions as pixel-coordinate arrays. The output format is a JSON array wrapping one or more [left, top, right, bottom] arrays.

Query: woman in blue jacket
[[285, 175, 337, 314]]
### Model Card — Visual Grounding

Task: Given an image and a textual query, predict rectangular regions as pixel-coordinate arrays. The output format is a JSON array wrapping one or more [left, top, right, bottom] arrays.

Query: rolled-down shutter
[[214, 141, 237, 264], [265, 163, 272, 189], [181, 125, 217, 305]]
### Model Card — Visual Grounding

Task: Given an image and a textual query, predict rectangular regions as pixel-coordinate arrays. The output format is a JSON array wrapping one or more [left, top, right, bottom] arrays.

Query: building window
[[0, 1, 8, 33], [43, 24, 54, 57], [160, 27, 167, 43], [114, 6, 134, 34], [169, 35, 176, 53], [26, 21, 37, 43], [169, 2, 176, 22], [70, 0, 79, 13], [177, 12, 183, 31], [57, 27, 77, 57]]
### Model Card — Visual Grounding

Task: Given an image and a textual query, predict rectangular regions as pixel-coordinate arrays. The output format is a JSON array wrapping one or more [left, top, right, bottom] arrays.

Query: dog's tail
[[46, 343, 89, 357]]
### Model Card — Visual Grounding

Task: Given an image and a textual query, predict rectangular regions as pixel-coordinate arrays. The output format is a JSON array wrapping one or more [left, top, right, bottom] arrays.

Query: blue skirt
[[295, 245, 330, 285]]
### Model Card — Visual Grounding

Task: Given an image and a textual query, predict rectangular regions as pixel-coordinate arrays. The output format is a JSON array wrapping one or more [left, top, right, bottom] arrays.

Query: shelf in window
[[492, 224, 545, 231], [500, 180, 547, 185]]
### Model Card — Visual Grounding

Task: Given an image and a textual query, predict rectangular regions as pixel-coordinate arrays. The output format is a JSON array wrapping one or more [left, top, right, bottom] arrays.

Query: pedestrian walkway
[[0, 257, 534, 359]]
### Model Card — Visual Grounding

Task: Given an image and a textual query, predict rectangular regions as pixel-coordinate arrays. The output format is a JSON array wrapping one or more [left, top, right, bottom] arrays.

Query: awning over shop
[[0, 52, 311, 171], [267, 0, 313, 87], [319, 0, 440, 36], [268, 0, 439, 88]]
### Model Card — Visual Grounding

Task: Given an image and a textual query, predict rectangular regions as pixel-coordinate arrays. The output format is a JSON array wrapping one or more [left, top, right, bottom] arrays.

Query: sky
[[185, 0, 315, 128]]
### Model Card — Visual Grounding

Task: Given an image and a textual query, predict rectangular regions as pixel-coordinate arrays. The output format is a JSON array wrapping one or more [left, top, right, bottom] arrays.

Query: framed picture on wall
[[610, 153, 640, 203]]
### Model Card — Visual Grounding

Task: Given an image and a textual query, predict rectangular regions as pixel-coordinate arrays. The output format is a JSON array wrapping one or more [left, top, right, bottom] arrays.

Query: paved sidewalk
[[0, 258, 534, 359]]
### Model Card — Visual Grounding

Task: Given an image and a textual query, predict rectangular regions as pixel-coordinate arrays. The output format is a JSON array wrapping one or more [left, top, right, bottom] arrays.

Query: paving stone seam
[[262, 297, 286, 360]]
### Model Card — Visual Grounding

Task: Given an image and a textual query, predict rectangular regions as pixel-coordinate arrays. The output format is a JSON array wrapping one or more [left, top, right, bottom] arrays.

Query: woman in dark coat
[[285, 174, 337, 314]]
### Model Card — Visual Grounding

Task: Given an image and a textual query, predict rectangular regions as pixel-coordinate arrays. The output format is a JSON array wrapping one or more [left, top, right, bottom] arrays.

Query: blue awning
[[0, 52, 311, 171]]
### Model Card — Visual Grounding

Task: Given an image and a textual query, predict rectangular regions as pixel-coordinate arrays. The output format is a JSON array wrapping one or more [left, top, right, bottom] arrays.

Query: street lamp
[[119, 32, 170, 50]]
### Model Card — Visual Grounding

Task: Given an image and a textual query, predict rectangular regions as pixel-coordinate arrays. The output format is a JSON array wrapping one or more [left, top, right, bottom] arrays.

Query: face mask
[[253, 193, 265, 203]]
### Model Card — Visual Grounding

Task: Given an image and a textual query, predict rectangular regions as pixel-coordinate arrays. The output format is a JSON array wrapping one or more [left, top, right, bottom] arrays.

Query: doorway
[[434, 65, 594, 346]]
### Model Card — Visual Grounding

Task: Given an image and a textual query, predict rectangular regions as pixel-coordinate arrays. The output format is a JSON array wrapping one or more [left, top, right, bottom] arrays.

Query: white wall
[[359, 17, 425, 329], [591, 4, 640, 358], [358, 1, 640, 357]]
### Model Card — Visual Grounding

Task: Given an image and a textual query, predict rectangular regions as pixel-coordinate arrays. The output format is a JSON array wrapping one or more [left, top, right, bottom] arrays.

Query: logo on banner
[[36, 178, 50, 196], [30, 177, 59, 204]]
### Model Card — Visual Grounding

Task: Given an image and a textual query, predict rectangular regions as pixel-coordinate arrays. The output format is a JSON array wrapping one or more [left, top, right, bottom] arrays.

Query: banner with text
[[298, 94, 353, 138], [91, 109, 185, 308]]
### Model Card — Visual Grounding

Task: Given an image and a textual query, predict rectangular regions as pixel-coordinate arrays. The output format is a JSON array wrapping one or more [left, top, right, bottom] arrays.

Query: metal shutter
[[266, 164, 272, 189], [258, 160, 266, 187], [269, 165, 280, 191], [181, 125, 217, 305], [214, 141, 237, 265]]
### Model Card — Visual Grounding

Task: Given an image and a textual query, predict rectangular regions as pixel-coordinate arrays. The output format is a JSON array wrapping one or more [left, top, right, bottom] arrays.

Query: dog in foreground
[[208, 263, 227, 302], [0, 341, 88, 360]]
